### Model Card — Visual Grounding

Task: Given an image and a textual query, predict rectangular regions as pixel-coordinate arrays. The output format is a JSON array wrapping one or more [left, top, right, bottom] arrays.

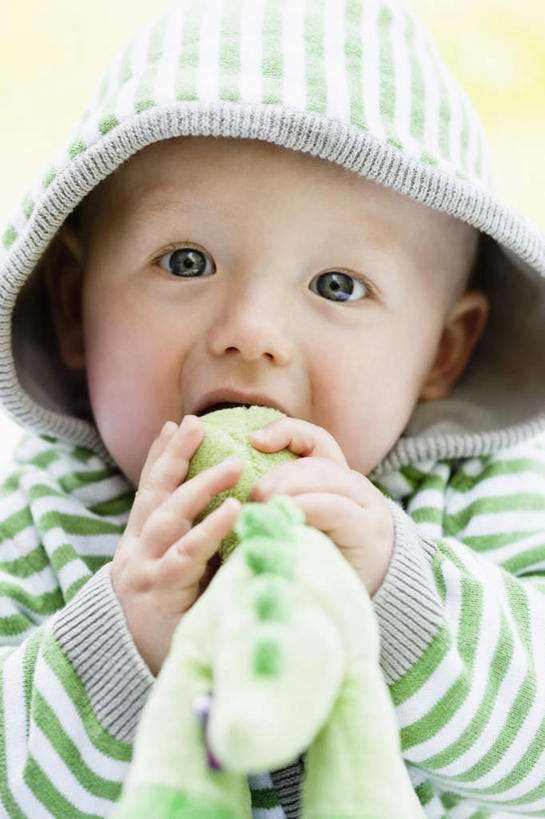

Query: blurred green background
[[0, 0, 544, 472], [1, 0, 544, 231]]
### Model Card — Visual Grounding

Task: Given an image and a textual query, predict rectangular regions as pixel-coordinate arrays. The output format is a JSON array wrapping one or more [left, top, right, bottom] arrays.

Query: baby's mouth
[[198, 401, 252, 416]]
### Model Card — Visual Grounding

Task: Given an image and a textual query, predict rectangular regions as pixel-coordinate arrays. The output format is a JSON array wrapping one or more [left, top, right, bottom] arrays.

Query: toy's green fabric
[[113, 406, 425, 819]]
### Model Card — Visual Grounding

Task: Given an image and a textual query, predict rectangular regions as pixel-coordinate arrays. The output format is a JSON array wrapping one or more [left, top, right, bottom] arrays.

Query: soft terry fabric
[[2, 430, 545, 817]]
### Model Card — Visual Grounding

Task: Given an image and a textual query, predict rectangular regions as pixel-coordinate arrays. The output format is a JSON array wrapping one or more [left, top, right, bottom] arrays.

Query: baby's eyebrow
[[114, 195, 198, 234], [126, 196, 194, 220]]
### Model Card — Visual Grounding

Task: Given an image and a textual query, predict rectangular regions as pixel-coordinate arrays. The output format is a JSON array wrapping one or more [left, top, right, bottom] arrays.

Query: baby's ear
[[42, 223, 86, 370], [419, 290, 490, 401]]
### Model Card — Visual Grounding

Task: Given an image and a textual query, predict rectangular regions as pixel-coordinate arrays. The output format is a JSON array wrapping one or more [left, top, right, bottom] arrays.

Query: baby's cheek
[[90, 390, 165, 487]]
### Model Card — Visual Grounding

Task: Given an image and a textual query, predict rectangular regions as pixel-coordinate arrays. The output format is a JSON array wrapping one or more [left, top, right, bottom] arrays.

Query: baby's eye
[[158, 246, 216, 277], [157, 249, 369, 303], [310, 271, 369, 302]]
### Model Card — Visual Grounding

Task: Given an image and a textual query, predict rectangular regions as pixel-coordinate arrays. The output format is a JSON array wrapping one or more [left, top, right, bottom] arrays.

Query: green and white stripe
[[374, 437, 545, 817], [1, 430, 545, 816]]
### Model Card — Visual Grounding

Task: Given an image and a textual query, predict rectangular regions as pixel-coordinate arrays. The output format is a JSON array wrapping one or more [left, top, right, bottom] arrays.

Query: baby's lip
[[192, 388, 290, 418]]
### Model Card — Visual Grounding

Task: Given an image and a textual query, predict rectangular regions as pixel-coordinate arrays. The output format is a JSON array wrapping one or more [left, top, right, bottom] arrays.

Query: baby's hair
[[461, 231, 487, 294], [63, 188, 99, 259]]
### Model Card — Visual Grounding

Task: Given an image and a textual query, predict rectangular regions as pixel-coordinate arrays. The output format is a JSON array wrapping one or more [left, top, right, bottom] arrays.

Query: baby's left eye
[[157, 246, 215, 278], [310, 271, 369, 302]]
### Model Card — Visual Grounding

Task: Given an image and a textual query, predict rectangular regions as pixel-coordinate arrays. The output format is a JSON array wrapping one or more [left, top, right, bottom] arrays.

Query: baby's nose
[[207, 298, 292, 365]]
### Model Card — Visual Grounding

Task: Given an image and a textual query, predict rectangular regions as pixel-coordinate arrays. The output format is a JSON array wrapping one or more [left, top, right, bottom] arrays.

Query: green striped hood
[[1, 0, 545, 478]]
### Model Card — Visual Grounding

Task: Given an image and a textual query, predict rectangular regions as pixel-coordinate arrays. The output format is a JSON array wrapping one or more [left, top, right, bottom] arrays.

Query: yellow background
[[1, 0, 544, 232]]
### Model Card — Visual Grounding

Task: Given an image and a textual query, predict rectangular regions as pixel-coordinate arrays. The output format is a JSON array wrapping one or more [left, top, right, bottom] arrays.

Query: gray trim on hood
[[1, 102, 545, 479]]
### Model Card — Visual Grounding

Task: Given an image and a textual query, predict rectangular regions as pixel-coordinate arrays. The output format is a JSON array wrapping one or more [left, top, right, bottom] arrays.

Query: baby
[[1, 1, 544, 818], [46, 133, 487, 676]]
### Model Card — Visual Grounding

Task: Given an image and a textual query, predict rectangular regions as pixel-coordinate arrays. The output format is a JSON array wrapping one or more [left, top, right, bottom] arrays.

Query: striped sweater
[[1, 428, 544, 818]]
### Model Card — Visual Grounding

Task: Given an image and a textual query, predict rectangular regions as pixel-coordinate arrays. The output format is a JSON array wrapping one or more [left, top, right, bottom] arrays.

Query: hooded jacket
[[1, 0, 545, 817]]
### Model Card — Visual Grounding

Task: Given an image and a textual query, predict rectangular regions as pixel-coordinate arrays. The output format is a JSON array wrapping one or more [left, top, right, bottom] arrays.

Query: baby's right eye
[[158, 246, 216, 278]]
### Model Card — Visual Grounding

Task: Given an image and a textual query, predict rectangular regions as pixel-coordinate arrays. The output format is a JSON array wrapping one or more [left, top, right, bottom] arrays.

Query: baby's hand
[[248, 417, 394, 597], [111, 416, 243, 677]]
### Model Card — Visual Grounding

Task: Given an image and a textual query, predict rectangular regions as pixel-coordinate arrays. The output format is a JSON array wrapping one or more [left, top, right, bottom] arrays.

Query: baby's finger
[[250, 458, 376, 507], [128, 416, 205, 537], [290, 492, 363, 545], [124, 421, 179, 537], [249, 418, 347, 465], [146, 415, 205, 493], [138, 456, 243, 558], [155, 497, 241, 593], [138, 421, 178, 488], [292, 492, 394, 595]]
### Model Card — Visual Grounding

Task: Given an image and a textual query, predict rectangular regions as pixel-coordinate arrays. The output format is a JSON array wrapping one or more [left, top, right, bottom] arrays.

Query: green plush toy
[[113, 406, 425, 819]]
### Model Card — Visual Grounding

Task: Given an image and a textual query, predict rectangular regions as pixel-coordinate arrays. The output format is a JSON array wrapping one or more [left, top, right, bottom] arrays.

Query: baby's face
[[64, 136, 480, 484]]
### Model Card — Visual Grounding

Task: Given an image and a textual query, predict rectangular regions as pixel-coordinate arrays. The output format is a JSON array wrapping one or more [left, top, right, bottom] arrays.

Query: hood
[[1, 0, 545, 481]]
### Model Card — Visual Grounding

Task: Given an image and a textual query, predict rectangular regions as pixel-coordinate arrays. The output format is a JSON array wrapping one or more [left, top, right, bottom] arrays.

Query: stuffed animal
[[112, 405, 425, 818]]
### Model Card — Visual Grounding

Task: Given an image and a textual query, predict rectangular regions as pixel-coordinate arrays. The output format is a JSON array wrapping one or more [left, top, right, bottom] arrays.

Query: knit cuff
[[371, 498, 444, 686], [50, 562, 155, 743]]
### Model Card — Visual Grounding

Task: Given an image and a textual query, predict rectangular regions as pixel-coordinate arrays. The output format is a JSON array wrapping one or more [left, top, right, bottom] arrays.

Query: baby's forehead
[[95, 135, 377, 203], [89, 136, 413, 228]]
